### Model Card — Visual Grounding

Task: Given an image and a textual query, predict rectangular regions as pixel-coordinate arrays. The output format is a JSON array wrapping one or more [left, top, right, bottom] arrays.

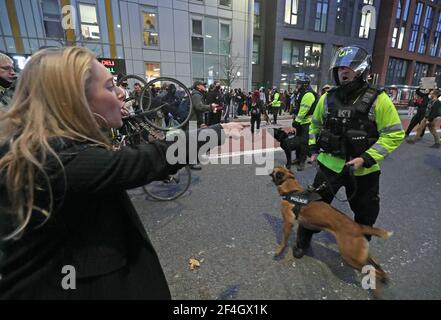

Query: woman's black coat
[[0, 125, 223, 299]]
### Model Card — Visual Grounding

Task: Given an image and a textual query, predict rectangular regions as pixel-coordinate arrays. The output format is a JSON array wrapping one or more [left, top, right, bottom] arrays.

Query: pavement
[[127, 113, 441, 300]]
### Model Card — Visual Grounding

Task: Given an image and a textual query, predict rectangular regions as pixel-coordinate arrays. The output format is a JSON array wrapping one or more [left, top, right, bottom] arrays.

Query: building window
[[305, 43, 322, 68], [252, 37, 260, 65], [335, 0, 355, 37], [392, 27, 406, 49], [281, 39, 321, 91], [219, 0, 231, 7], [41, 0, 64, 39], [385, 58, 408, 85], [220, 22, 231, 55], [192, 19, 204, 52], [418, 6, 434, 54], [285, 0, 299, 25], [359, 0, 374, 39], [254, 0, 261, 29], [282, 40, 322, 69], [145, 62, 160, 82], [396, 0, 402, 19], [205, 54, 219, 83], [192, 54, 204, 79], [190, 17, 232, 84], [434, 12, 441, 57], [392, 0, 410, 49], [409, 2, 424, 52], [79, 4, 100, 41], [143, 11, 158, 47], [205, 17, 219, 55], [413, 62, 429, 86], [396, 0, 410, 21], [314, 0, 329, 32]]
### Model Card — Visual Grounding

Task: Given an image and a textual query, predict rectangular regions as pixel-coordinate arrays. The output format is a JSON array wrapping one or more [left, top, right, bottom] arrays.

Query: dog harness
[[282, 191, 322, 218]]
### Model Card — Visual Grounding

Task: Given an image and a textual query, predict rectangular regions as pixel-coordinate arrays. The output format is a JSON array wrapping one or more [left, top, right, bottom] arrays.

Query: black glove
[[361, 152, 377, 168], [292, 121, 300, 129]]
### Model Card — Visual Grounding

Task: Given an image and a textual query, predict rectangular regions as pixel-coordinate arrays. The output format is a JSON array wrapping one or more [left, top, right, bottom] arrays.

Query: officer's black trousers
[[272, 107, 279, 123], [295, 124, 310, 164], [296, 164, 380, 248]]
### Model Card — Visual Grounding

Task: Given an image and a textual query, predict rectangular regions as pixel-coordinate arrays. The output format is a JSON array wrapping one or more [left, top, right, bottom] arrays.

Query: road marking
[[207, 147, 283, 160]]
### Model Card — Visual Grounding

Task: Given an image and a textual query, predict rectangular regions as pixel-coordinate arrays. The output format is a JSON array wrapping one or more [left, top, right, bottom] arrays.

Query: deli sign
[[97, 58, 126, 75]]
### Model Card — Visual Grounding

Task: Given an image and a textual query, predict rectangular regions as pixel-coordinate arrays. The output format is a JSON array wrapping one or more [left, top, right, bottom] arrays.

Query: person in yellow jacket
[[292, 75, 318, 171], [271, 86, 281, 124], [292, 46, 405, 259]]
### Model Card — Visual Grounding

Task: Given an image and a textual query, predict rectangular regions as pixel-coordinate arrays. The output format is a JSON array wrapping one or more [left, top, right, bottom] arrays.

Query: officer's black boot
[[293, 226, 313, 259]]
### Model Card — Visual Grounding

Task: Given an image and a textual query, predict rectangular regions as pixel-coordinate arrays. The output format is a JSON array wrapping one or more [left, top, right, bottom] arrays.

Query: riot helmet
[[295, 74, 312, 92], [330, 46, 372, 86]]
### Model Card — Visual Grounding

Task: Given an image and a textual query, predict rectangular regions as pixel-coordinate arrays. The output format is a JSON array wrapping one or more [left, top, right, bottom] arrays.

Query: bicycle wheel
[[139, 77, 194, 131], [142, 166, 191, 201]]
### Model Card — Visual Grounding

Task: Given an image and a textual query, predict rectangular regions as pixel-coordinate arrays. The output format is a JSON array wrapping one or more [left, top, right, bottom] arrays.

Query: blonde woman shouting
[[0, 47, 246, 299]]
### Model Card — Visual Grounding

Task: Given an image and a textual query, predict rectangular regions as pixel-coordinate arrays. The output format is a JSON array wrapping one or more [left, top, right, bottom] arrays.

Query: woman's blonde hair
[[0, 46, 110, 240]]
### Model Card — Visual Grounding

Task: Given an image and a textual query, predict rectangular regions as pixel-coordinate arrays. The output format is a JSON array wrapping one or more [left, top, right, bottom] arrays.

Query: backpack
[[251, 105, 259, 116]]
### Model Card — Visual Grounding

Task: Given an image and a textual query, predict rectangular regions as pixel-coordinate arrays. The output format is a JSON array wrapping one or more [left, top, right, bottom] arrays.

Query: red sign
[[100, 59, 115, 67], [97, 58, 126, 76]]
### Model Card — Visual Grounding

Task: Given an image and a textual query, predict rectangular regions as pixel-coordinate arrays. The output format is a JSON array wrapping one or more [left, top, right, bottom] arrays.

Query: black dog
[[272, 128, 300, 169]]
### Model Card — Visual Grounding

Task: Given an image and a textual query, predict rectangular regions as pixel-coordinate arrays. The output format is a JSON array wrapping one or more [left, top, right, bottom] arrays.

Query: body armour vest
[[294, 90, 318, 116], [317, 85, 381, 160]]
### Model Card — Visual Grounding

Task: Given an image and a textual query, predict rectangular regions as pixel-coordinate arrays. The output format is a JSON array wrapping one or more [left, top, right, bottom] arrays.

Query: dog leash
[[310, 163, 358, 203]]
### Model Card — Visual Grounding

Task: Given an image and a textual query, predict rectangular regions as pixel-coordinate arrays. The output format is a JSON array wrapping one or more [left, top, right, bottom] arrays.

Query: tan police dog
[[270, 166, 392, 297]]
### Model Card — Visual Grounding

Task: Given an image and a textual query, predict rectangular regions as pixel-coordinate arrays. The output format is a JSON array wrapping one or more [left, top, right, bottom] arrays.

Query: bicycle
[[113, 75, 194, 201]]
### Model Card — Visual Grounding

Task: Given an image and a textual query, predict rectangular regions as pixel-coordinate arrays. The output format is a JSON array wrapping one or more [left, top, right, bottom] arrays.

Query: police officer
[[292, 75, 318, 171], [0, 53, 17, 114], [293, 46, 405, 259], [271, 86, 281, 124]]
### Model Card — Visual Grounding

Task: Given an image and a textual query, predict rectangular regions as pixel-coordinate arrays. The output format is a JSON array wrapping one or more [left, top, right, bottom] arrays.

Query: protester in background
[[235, 89, 244, 117], [405, 88, 429, 141], [250, 90, 263, 134], [409, 89, 441, 148], [0, 53, 17, 114], [206, 81, 223, 126]]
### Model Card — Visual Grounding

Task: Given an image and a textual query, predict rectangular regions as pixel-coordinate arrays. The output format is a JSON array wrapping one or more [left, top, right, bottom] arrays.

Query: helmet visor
[[330, 47, 370, 74]]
